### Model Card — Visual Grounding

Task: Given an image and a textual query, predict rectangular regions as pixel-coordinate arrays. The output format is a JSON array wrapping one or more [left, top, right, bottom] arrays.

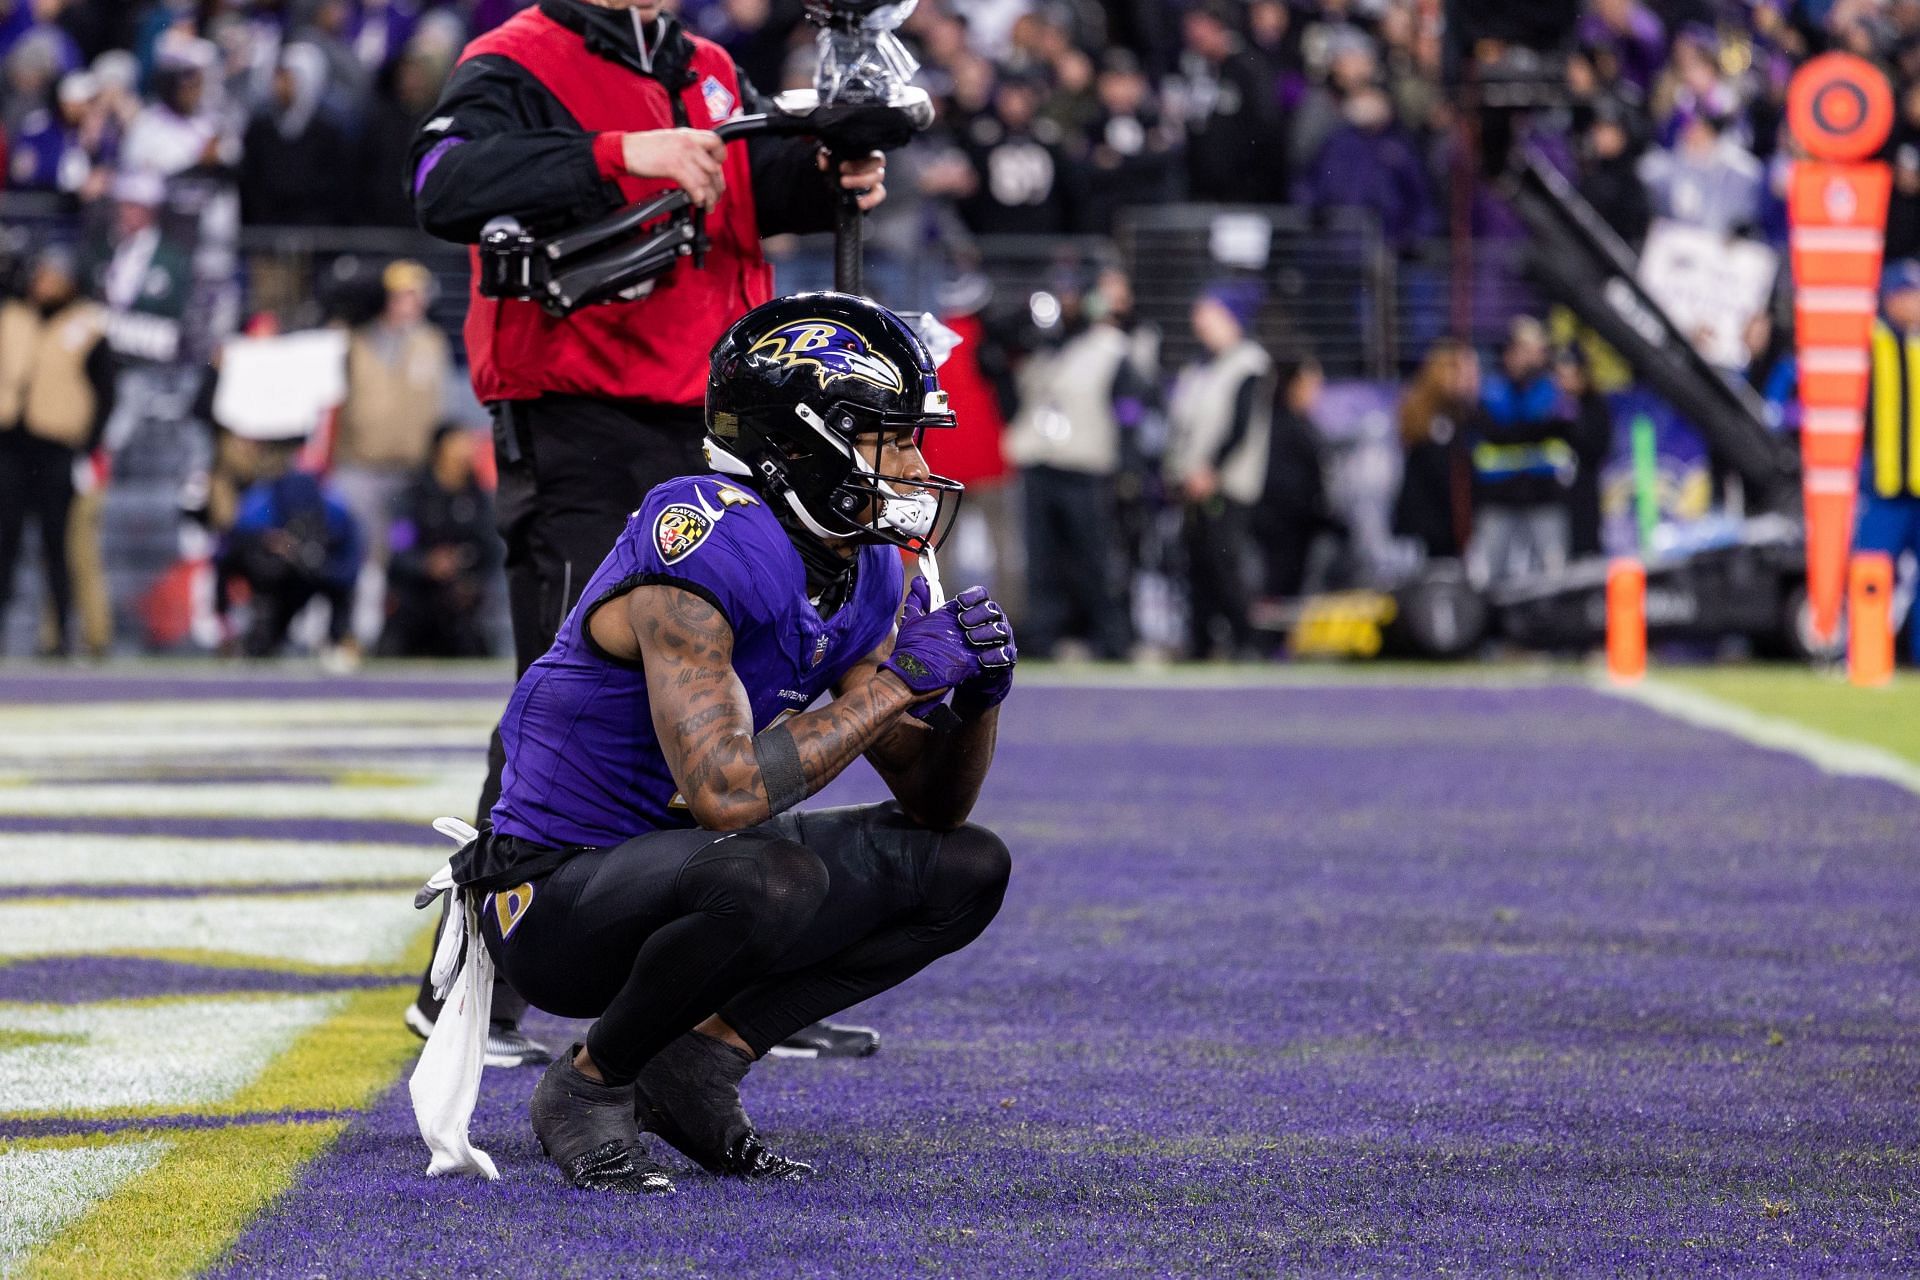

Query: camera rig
[[478, 57, 931, 315]]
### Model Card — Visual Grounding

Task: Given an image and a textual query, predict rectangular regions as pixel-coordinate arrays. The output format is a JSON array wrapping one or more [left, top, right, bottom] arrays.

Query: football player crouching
[[452, 292, 1015, 1191]]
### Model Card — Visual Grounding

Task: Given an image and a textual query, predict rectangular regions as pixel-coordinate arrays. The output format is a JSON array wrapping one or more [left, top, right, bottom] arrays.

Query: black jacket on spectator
[[379, 469, 499, 658], [1257, 397, 1338, 598], [409, 0, 832, 244], [1886, 120, 1920, 263], [240, 110, 353, 226], [1565, 388, 1613, 558], [957, 112, 1083, 236], [1085, 104, 1181, 232], [1182, 46, 1285, 203], [1393, 413, 1471, 560], [1579, 152, 1652, 246], [359, 82, 426, 227]]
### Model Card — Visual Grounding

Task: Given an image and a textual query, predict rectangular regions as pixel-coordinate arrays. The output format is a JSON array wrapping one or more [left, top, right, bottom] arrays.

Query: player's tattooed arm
[[626, 585, 922, 831], [839, 630, 998, 831]]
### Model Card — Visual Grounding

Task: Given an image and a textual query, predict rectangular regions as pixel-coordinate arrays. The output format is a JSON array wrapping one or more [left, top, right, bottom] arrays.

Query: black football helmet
[[705, 291, 962, 554]]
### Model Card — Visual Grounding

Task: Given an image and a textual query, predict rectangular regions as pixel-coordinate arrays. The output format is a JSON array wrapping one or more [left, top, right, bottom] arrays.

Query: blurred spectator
[[240, 42, 350, 226], [1578, 0, 1666, 97], [1743, 307, 1798, 436], [917, 272, 1019, 616], [1886, 80, 1920, 262], [1297, 84, 1435, 250], [1858, 260, 1920, 664], [1286, 24, 1376, 188], [2, 25, 78, 143], [292, 0, 373, 119], [1391, 337, 1477, 562], [1083, 48, 1180, 233], [1467, 318, 1576, 588], [89, 169, 191, 364], [1255, 354, 1337, 600], [1005, 268, 1143, 660], [956, 71, 1082, 235], [8, 66, 82, 189], [330, 258, 449, 646], [53, 435, 112, 658], [1555, 348, 1613, 559], [121, 43, 231, 178], [219, 455, 363, 659], [1173, 1, 1284, 203], [357, 45, 440, 226], [378, 424, 496, 657], [1166, 281, 1270, 659], [1637, 109, 1762, 236], [0, 246, 114, 657], [1578, 100, 1651, 246]]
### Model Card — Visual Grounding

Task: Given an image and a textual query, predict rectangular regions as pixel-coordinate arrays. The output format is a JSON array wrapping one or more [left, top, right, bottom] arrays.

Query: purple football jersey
[[490, 474, 904, 849]]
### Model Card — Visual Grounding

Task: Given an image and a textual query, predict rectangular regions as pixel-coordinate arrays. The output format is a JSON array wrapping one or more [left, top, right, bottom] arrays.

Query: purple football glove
[[950, 586, 1016, 720], [881, 577, 989, 699]]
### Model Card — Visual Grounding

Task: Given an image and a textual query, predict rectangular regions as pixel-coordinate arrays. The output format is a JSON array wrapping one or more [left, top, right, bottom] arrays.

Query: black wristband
[[752, 724, 808, 816]]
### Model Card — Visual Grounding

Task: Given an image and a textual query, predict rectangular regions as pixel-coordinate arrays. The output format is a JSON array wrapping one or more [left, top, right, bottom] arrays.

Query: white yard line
[[1601, 677, 1920, 797], [0, 835, 440, 887], [0, 776, 481, 822], [0, 995, 347, 1115], [0, 892, 428, 968], [0, 1141, 170, 1271]]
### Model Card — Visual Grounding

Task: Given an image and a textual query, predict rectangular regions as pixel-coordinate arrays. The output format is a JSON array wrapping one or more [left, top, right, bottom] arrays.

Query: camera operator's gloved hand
[[949, 585, 1017, 720], [881, 577, 988, 701]]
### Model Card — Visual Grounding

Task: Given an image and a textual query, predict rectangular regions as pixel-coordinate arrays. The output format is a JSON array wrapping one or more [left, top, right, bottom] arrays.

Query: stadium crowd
[[0, 0, 1903, 660]]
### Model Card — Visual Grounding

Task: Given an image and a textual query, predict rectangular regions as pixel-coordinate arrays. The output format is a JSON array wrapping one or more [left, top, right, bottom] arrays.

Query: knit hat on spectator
[[1200, 279, 1264, 333], [1882, 260, 1920, 299]]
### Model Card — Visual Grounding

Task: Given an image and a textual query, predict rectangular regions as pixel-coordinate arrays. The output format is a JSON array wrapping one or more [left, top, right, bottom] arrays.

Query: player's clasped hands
[[621, 127, 728, 211], [882, 578, 1018, 718], [949, 585, 1017, 720]]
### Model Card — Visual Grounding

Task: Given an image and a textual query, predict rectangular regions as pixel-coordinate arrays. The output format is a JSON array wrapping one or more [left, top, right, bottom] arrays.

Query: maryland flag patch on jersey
[[654, 503, 714, 565]]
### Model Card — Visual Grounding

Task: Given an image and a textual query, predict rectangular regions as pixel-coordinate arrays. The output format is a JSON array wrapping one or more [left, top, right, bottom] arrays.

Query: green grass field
[[1661, 666, 1920, 764]]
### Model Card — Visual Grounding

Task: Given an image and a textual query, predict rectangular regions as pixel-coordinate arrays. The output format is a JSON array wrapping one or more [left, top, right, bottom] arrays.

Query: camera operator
[[404, 0, 888, 1066]]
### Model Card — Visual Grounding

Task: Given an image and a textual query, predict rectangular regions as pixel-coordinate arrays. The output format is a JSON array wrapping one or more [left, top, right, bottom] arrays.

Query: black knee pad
[[928, 823, 1012, 913], [682, 830, 829, 954]]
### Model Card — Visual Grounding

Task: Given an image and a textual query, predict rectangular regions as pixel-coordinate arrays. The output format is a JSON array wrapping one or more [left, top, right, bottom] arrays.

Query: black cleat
[[529, 1046, 674, 1194], [404, 1002, 554, 1069], [720, 1131, 814, 1182], [768, 1019, 879, 1060], [636, 1032, 812, 1180]]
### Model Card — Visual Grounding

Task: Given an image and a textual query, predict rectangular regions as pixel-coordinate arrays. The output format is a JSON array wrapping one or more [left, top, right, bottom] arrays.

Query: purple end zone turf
[[189, 683, 1919, 1276], [0, 955, 408, 1002]]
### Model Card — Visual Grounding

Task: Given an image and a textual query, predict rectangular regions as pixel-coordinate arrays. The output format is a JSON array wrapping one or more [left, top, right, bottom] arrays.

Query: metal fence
[[3, 192, 1542, 379], [0, 191, 1546, 653]]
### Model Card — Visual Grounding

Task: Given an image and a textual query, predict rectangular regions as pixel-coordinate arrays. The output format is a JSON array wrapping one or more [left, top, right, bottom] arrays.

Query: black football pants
[[416, 394, 706, 1025], [477, 803, 1011, 1085]]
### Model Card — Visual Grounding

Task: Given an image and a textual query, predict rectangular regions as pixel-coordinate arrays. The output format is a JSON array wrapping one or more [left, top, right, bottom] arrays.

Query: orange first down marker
[[1606, 559, 1647, 683], [1847, 552, 1895, 686]]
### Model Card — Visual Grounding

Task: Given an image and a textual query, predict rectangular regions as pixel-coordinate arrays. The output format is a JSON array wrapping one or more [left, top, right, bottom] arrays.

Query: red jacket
[[458, 9, 771, 407], [920, 312, 1010, 487]]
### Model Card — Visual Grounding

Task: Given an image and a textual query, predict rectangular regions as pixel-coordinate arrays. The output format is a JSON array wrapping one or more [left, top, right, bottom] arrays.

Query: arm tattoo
[[634, 585, 916, 830]]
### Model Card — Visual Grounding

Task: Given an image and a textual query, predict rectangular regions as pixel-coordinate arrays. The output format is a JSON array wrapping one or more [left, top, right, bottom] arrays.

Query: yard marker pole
[[1785, 53, 1894, 648]]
